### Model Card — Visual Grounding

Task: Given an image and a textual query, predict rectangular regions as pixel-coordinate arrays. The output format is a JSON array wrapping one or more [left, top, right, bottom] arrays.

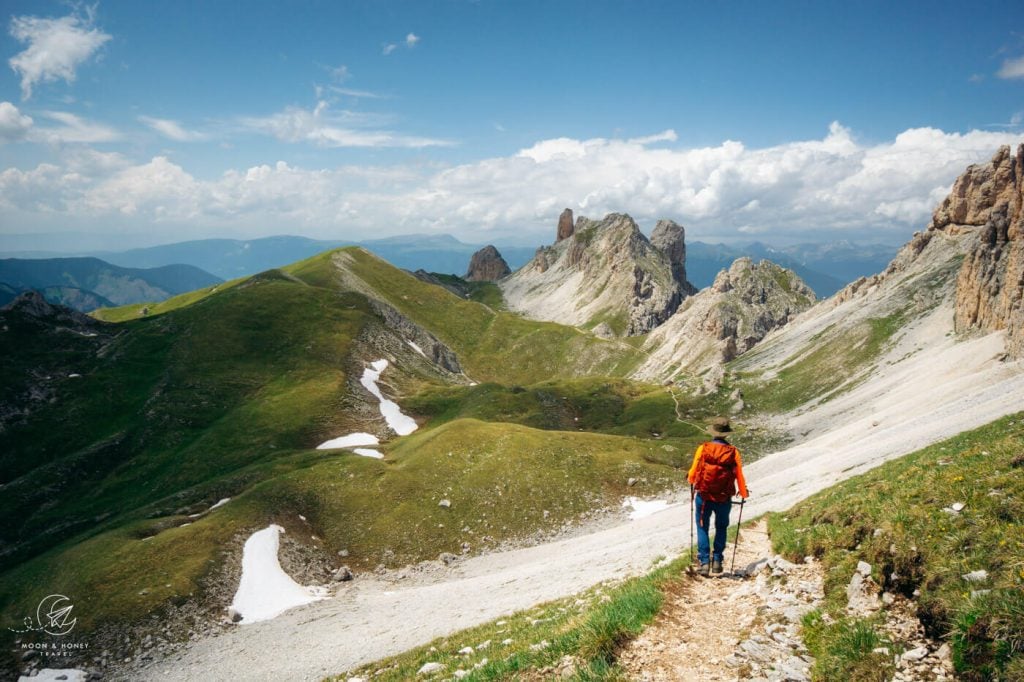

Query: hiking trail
[[619, 520, 824, 681], [618, 519, 957, 681]]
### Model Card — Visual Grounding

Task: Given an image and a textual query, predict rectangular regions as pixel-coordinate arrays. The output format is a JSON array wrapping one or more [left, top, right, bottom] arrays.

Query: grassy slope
[[333, 413, 1023, 682], [1, 248, 696, 665], [289, 248, 645, 383], [91, 277, 244, 322], [769, 413, 1024, 681]]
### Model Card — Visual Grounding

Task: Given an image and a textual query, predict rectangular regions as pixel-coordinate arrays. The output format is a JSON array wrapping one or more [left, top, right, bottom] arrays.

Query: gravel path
[[619, 521, 821, 681], [134, 327, 1024, 681]]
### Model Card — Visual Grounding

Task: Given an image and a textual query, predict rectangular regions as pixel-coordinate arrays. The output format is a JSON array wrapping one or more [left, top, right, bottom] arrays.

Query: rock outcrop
[[464, 245, 511, 282], [936, 144, 1023, 357], [633, 259, 815, 382], [556, 208, 575, 242], [650, 219, 698, 296], [2, 289, 104, 328], [500, 212, 696, 336]]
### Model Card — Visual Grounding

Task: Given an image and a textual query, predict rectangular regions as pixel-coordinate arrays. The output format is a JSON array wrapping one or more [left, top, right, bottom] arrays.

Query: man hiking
[[688, 416, 749, 576]]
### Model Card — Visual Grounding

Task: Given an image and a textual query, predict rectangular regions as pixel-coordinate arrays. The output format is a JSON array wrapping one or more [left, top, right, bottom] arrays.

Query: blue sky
[[0, 0, 1022, 250]]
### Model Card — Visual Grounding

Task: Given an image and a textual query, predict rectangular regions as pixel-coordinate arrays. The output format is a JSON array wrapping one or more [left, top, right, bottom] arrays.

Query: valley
[[2, 146, 1023, 681]]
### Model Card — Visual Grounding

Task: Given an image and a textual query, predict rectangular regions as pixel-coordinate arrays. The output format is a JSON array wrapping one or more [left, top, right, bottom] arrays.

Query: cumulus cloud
[[405, 33, 420, 47], [997, 55, 1024, 80], [0, 101, 33, 142], [139, 116, 206, 142], [240, 100, 451, 148], [8, 8, 112, 99], [382, 43, 397, 56], [3, 124, 1022, 245]]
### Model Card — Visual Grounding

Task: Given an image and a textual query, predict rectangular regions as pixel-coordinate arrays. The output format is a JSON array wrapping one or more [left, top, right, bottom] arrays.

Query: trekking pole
[[688, 485, 695, 567], [730, 498, 746, 575]]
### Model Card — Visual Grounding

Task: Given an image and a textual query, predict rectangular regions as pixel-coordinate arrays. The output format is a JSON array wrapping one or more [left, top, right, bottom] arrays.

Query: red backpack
[[694, 441, 738, 502]]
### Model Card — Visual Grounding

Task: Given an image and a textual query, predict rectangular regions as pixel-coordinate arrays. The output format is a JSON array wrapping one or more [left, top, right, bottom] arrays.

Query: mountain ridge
[[0, 256, 221, 311]]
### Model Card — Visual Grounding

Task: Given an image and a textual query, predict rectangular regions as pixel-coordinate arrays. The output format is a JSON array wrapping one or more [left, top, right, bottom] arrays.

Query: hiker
[[688, 417, 748, 576]]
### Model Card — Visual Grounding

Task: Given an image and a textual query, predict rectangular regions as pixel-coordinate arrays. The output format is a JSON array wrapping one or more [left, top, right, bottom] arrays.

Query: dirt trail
[[619, 521, 820, 681]]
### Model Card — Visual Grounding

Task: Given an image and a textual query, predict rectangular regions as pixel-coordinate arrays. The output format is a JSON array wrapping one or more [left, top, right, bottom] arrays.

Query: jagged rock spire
[[650, 219, 698, 295], [465, 245, 511, 281], [556, 208, 575, 242]]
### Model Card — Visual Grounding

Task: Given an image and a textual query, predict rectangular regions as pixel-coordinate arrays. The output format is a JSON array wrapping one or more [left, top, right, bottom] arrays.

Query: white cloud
[[28, 110, 119, 144], [79, 156, 202, 217], [8, 9, 111, 99], [383, 33, 419, 55], [240, 100, 452, 148], [139, 116, 206, 142], [997, 55, 1024, 80], [3, 124, 1021, 246], [0, 101, 33, 142], [628, 130, 678, 145], [327, 85, 384, 99], [329, 64, 350, 82]]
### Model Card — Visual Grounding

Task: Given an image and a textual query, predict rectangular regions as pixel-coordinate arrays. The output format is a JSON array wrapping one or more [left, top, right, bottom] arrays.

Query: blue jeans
[[695, 492, 731, 564]]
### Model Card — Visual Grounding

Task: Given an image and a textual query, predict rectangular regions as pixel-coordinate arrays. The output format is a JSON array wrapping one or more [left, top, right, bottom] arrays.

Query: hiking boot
[[697, 563, 710, 576], [712, 560, 723, 574]]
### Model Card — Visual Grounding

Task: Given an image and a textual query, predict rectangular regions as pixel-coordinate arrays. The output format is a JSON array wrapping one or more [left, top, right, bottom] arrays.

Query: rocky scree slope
[[500, 211, 695, 336], [632, 258, 815, 385]]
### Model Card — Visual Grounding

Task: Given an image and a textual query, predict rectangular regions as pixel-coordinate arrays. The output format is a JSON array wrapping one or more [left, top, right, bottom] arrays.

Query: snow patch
[[353, 448, 384, 459], [210, 497, 231, 511], [230, 525, 326, 624], [317, 432, 379, 450], [623, 497, 670, 520], [406, 340, 429, 359], [19, 670, 88, 682], [360, 360, 418, 436]]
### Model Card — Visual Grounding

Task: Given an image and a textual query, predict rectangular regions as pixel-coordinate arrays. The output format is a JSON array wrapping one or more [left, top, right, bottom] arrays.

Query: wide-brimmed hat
[[708, 416, 732, 436]]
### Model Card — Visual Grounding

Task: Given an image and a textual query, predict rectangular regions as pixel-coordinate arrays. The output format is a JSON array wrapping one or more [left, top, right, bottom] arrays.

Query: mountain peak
[[930, 144, 1023, 234], [465, 245, 511, 281], [501, 211, 690, 336]]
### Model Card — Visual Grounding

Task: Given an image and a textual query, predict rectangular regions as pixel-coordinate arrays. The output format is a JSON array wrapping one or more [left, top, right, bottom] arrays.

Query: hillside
[[0, 247, 702, 679], [0, 257, 221, 311]]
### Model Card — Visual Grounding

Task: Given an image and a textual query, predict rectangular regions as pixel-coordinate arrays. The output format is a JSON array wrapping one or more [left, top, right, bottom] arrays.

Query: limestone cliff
[[632, 259, 815, 382], [940, 144, 1023, 356], [500, 212, 695, 336]]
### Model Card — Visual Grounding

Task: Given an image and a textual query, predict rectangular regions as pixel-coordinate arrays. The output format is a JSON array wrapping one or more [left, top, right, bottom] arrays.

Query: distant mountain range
[[91, 235, 540, 282], [1, 234, 898, 301], [0, 257, 222, 311]]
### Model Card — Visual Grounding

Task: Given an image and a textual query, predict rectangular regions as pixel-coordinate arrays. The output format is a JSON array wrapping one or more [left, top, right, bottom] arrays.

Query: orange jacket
[[687, 439, 749, 498]]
